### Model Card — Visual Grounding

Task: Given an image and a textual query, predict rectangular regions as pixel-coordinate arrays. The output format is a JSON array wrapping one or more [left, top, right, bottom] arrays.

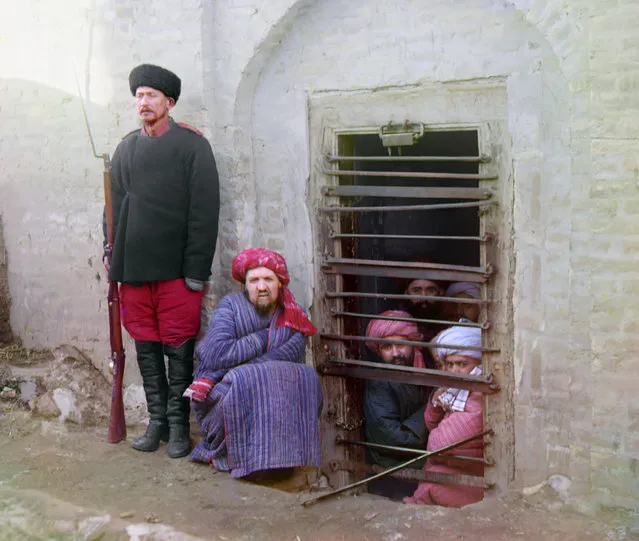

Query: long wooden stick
[[301, 429, 492, 507], [336, 436, 488, 464]]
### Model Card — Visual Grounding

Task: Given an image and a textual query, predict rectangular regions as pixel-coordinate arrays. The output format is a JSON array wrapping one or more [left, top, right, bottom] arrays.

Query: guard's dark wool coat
[[106, 120, 219, 284]]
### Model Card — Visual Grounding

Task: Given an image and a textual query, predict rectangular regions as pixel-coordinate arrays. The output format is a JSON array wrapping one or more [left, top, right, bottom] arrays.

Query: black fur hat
[[129, 64, 181, 103]]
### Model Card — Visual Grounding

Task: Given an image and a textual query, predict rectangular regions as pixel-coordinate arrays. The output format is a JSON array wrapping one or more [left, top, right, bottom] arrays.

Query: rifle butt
[[108, 350, 126, 443]]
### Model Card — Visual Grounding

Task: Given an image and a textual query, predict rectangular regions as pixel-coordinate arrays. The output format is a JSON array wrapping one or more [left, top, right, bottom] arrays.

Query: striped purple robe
[[190, 292, 322, 477]]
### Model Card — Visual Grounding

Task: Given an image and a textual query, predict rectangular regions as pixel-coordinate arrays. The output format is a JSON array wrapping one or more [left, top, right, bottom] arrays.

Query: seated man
[[184, 248, 322, 478], [444, 282, 481, 323], [404, 326, 484, 508], [363, 310, 433, 500]]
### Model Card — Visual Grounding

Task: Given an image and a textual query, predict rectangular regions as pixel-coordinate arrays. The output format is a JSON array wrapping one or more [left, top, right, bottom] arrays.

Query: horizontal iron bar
[[322, 335, 498, 353], [323, 186, 491, 200], [330, 310, 489, 330], [322, 168, 497, 180], [319, 362, 498, 393], [335, 437, 491, 465], [325, 257, 490, 275], [328, 357, 497, 384], [320, 200, 493, 213], [329, 461, 489, 488], [323, 264, 487, 283], [325, 291, 485, 305], [327, 154, 491, 163], [330, 233, 489, 241]]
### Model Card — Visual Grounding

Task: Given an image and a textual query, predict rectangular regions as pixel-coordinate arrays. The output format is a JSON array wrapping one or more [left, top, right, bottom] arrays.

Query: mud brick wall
[[0, 217, 12, 345], [1, 0, 638, 512]]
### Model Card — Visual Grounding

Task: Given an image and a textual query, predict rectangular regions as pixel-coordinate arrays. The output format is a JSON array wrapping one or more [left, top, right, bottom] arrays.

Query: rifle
[[75, 74, 127, 443]]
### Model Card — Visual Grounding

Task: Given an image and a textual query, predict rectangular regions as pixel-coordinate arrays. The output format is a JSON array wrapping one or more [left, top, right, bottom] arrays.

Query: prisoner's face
[[378, 335, 415, 366], [245, 266, 281, 315], [443, 354, 480, 375], [454, 292, 480, 323], [406, 279, 443, 305]]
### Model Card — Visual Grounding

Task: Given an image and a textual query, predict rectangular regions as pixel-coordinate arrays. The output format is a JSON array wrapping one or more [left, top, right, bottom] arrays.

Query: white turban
[[445, 282, 481, 299], [434, 325, 482, 361]]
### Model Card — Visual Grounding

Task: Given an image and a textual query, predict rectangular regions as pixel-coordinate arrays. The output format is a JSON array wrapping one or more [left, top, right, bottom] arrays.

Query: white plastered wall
[[245, 0, 570, 491]]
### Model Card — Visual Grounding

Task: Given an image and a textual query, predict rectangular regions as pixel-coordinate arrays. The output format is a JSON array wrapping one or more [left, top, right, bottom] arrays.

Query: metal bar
[[330, 461, 490, 488], [322, 168, 497, 180], [327, 154, 491, 163], [319, 363, 498, 394], [74, 71, 105, 160], [301, 429, 492, 507], [320, 201, 493, 213], [325, 257, 489, 275], [324, 186, 491, 200], [331, 310, 489, 330], [329, 233, 488, 242], [323, 264, 487, 284], [325, 291, 485, 305], [322, 334, 498, 353], [335, 437, 490, 465]]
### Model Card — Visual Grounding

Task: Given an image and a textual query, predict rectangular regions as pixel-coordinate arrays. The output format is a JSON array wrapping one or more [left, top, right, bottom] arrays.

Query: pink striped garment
[[404, 391, 484, 507]]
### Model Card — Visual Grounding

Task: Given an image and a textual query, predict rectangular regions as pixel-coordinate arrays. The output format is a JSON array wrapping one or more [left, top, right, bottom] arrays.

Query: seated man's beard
[[254, 297, 278, 316], [409, 301, 441, 320]]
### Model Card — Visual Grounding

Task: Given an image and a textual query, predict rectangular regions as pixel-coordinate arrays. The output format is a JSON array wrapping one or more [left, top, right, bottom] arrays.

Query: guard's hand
[[103, 255, 110, 274], [185, 278, 204, 292]]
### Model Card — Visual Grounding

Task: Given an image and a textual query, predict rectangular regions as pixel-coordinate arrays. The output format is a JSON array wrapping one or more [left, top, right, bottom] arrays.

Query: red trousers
[[120, 279, 204, 347]]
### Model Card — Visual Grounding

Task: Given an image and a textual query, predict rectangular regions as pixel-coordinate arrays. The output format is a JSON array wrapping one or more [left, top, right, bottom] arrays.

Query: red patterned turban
[[365, 310, 426, 368], [232, 248, 317, 336]]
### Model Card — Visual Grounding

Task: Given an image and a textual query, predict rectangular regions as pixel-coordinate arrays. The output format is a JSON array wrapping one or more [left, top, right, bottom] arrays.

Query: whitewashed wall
[[1, 0, 638, 512]]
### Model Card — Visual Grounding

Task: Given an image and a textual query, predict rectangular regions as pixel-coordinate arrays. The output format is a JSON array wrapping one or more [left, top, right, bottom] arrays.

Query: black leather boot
[[165, 338, 195, 458], [131, 341, 169, 452]]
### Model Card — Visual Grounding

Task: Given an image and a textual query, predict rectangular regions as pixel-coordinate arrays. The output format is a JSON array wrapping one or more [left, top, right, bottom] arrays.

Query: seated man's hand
[[183, 377, 214, 402]]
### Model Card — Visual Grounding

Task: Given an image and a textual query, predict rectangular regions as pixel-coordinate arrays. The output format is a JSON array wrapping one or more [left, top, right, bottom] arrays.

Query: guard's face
[[443, 354, 480, 375], [135, 86, 174, 124], [245, 266, 281, 315], [378, 335, 414, 366]]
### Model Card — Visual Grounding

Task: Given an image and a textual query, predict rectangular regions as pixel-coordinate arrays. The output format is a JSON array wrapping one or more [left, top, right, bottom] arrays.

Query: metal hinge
[[379, 121, 424, 148]]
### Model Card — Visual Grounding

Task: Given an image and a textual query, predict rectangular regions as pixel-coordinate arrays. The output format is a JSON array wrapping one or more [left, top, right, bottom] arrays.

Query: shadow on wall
[[0, 77, 121, 377], [0, 215, 13, 346]]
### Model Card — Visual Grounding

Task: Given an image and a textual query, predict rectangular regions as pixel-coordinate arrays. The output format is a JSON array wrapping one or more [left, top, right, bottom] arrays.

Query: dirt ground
[[0, 343, 637, 541], [0, 409, 636, 541]]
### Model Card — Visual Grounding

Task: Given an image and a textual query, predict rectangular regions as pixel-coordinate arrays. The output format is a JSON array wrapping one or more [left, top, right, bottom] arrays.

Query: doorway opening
[[316, 125, 497, 502]]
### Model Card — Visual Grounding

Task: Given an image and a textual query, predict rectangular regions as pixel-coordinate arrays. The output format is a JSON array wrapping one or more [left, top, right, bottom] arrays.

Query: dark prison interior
[[337, 131, 481, 360]]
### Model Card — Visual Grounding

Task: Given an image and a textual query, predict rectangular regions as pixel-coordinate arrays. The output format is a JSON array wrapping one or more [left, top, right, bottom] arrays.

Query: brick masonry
[[0, 0, 637, 512]]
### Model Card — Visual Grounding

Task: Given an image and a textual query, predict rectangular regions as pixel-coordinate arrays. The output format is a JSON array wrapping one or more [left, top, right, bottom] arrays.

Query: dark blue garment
[[363, 379, 431, 468]]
